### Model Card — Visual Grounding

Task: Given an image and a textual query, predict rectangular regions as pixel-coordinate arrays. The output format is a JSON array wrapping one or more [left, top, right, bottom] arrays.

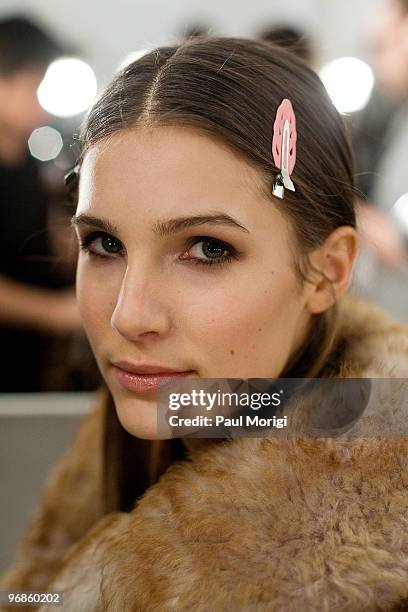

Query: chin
[[115, 394, 172, 441]]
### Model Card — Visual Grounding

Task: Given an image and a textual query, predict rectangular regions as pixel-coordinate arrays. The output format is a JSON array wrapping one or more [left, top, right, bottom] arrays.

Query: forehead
[[77, 126, 270, 225]]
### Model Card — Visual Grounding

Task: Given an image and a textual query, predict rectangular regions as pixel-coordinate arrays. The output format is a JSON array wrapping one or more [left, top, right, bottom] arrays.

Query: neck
[[0, 124, 27, 166]]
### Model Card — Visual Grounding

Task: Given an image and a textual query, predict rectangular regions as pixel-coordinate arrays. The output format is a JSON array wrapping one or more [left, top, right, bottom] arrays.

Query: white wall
[[0, 393, 95, 572], [0, 0, 383, 87]]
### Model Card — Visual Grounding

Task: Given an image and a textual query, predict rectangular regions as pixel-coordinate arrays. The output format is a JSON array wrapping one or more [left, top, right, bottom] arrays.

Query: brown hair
[[76, 37, 357, 510]]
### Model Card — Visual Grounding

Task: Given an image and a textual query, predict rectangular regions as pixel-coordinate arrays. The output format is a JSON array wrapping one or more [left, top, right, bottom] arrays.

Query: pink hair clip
[[271, 99, 297, 199]]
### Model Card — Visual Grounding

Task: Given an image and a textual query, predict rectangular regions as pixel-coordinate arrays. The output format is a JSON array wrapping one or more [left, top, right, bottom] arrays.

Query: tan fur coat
[[2, 294, 408, 611]]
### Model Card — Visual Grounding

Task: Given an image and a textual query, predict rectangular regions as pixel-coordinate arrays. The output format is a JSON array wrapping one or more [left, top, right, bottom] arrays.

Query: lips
[[112, 361, 195, 394]]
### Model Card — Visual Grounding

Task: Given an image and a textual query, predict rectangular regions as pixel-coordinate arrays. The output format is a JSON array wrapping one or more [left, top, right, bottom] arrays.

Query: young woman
[[2, 37, 408, 611]]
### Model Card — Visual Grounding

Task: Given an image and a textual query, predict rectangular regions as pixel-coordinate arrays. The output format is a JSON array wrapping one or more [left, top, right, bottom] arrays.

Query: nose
[[110, 265, 172, 341]]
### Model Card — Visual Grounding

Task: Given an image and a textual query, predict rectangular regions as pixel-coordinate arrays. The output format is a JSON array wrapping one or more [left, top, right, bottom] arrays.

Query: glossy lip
[[112, 361, 195, 394]]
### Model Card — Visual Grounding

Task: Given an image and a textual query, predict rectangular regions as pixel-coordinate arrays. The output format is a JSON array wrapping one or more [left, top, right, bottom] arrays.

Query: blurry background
[[1, 0, 408, 574], [0, 0, 382, 83]]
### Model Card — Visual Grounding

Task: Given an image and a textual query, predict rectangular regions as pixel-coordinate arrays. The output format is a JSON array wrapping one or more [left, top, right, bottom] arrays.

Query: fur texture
[[2, 293, 408, 611]]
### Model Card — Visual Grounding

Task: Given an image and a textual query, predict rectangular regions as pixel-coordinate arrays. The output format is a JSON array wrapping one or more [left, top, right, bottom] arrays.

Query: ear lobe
[[305, 227, 359, 315]]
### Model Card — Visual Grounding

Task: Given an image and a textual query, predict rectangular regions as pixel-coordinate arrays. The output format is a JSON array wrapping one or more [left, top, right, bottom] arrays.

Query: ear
[[305, 226, 359, 314]]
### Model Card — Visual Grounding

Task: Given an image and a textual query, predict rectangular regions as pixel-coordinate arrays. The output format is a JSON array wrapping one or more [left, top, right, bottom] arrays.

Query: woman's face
[[75, 126, 314, 439]]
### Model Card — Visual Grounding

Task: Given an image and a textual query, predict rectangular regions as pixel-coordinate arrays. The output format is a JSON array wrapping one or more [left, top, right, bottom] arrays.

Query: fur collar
[[331, 292, 408, 378], [43, 295, 408, 611]]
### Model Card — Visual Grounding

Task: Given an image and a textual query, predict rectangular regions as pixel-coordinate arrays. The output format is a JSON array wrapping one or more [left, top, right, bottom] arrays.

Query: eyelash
[[78, 231, 239, 268]]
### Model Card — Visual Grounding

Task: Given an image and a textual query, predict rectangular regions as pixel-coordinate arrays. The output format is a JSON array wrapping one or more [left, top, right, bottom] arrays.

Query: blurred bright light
[[118, 49, 149, 71], [37, 58, 97, 117], [391, 192, 408, 235], [28, 126, 63, 162], [319, 57, 375, 114]]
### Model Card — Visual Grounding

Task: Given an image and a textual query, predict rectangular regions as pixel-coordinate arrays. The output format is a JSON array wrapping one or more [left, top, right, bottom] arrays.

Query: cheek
[[76, 260, 116, 343], [183, 268, 301, 377]]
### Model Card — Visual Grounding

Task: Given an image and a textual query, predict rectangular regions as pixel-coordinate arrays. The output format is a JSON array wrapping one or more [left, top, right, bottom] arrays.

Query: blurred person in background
[[0, 16, 85, 391], [351, 0, 408, 321], [258, 24, 316, 67], [370, 0, 408, 211]]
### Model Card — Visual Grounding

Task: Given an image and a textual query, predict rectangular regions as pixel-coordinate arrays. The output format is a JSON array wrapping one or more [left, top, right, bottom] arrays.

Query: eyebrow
[[70, 212, 250, 236], [71, 214, 118, 235]]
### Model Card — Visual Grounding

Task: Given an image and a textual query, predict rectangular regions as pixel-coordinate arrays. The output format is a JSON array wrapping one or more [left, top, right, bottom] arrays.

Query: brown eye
[[199, 239, 228, 259], [79, 231, 124, 258], [100, 235, 121, 254]]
